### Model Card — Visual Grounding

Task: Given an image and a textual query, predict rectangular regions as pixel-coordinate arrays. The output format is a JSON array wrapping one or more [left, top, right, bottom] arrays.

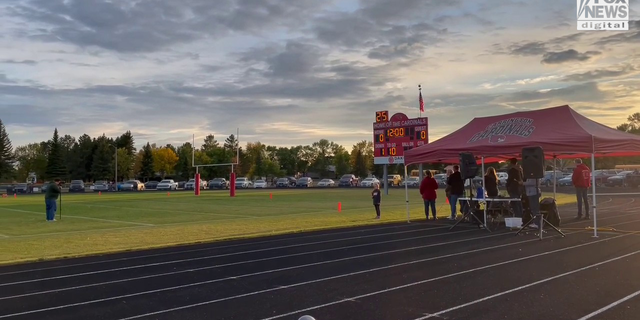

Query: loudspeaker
[[459, 152, 479, 180], [522, 146, 544, 179]]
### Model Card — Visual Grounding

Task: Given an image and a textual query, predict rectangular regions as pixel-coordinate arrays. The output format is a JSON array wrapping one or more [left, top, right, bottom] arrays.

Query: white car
[[156, 179, 178, 190], [401, 177, 420, 187], [317, 179, 335, 187], [185, 179, 207, 190], [253, 180, 267, 188], [235, 177, 252, 188], [360, 177, 380, 187]]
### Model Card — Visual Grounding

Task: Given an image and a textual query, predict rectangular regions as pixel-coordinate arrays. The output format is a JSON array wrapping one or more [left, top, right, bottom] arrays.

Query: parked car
[[14, 183, 29, 194], [360, 177, 380, 187], [558, 174, 573, 187], [68, 180, 85, 192], [254, 180, 268, 188], [317, 179, 335, 187], [235, 177, 252, 188], [296, 177, 313, 187], [401, 177, 420, 187], [184, 179, 207, 190], [144, 181, 159, 190], [209, 178, 229, 189], [276, 177, 295, 188], [387, 174, 402, 186], [338, 174, 358, 187], [434, 174, 447, 187], [606, 171, 634, 187], [541, 171, 564, 186], [121, 180, 145, 191], [177, 181, 187, 189], [592, 170, 621, 187], [93, 181, 109, 192], [156, 179, 177, 191]]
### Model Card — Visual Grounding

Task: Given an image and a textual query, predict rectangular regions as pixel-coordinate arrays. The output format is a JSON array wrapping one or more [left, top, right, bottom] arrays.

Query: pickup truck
[[156, 179, 178, 191]]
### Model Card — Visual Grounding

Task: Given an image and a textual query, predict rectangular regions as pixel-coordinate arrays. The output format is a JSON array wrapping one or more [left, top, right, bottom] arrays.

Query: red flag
[[419, 91, 424, 113]]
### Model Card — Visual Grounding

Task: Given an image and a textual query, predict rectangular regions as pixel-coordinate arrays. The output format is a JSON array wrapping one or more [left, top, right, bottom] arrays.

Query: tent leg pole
[[404, 165, 410, 223], [591, 153, 598, 238], [553, 156, 557, 199], [481, 157, 486, 228]]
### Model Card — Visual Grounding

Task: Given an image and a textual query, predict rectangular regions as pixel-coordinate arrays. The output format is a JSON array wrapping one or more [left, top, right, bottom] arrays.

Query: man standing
[[45, 178, 61, 221], [506, 158, 524, 218], [572, 159, 591, 219], [446, 165, 464, 220]]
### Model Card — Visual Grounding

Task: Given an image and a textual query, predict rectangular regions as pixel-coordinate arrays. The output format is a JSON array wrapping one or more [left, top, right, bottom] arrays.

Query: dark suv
[[276, 177, 296, 188], [338, 174, 358, 187], [69, 180, 85, 192]]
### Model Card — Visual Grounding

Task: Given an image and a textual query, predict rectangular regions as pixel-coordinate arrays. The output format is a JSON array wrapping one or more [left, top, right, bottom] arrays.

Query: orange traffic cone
[[14, 194, 17, 199], [99, 191, 102, 196], [167, 192, 170, 196], [446, 197, 449, 204], [338, 202, 342, 212], [269, 193, 272, 200]]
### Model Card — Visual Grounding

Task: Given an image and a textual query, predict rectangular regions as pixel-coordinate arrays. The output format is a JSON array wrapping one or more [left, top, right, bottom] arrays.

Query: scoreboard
[[373, 111, 428, 164]]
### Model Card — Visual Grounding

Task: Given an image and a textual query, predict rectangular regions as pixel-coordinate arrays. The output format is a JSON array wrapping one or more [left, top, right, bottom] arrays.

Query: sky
[[0, 0, 639, 150]]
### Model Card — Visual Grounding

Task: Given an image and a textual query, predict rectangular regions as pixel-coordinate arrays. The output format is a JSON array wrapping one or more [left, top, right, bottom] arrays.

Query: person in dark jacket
[[372, 183, 381, 219], [505, 158, 524, 217], [419, 171, 439, 220], [572, 158, 591, 219], [446, 165, 465, 220], [484, 167, 499, 197], [44, 178, 62, 221]]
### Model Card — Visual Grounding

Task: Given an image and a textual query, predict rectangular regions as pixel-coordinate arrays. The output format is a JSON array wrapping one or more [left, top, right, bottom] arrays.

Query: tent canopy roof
[[404, 105, 640, 165]]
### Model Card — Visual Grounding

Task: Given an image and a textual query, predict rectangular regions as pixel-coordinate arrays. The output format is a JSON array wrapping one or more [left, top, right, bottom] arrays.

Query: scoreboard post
[[373, 111, 428, 195]]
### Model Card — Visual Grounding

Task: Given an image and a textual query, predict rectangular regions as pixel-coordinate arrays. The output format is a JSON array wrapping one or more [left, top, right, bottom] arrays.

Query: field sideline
[[0, 188, 575, 265]]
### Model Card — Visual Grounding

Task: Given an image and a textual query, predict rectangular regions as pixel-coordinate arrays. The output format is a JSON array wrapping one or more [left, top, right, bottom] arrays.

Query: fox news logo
[[577, 0, 629, 30]]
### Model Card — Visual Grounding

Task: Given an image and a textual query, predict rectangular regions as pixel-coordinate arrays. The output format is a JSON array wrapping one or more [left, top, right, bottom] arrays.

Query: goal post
[[191, 128, 240, 197]]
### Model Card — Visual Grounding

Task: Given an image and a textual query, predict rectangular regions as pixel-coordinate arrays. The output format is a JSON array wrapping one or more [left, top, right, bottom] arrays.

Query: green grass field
[[0, 188, 576, 265]]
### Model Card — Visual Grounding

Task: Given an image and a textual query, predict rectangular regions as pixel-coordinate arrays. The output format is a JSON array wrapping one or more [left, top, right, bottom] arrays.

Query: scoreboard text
[[373, 111, 428, 164]]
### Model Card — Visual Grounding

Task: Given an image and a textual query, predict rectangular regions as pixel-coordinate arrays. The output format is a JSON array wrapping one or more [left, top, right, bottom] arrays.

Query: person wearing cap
[[44, 178, 62, 221], [572, 158, 591, 219]]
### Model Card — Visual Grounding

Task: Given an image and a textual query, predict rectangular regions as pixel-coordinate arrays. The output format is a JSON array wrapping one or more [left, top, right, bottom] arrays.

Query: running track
[[1, 196, 639, 320]]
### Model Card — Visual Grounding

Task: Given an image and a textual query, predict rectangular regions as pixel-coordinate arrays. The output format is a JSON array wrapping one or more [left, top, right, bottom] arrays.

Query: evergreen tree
[[91, 135, 114, 180], [175, 143, 194, 180], [139, 142, 155, 180], [45, 128, 68, 180], [115, 131, 136, 156], [0, 119, 15, 181]]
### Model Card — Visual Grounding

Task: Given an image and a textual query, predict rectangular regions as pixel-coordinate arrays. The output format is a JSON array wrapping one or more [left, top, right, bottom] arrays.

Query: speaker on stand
[[516, 146, 566, 239]]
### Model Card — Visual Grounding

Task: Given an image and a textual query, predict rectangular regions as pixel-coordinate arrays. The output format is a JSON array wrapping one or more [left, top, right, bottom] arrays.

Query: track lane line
[[0, 231, 510, 302], [576, 289, 640, 320], [0, 226, 472, 286], [255, 233, 632, 320], [413, 250, 640, 319]]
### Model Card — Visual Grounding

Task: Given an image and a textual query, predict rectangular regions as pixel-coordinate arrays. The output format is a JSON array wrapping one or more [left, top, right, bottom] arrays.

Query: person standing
[[446, 165, 464, 220], [419, 171, 439, 220], [372, 183, 381, 219], [572, 158, 591, 219], [506, 158, 524, 218], [44, 178, 61, 221], [484, 167, 499, 198]]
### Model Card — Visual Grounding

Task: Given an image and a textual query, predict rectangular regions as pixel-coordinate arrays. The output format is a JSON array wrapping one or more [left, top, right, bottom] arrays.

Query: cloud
[[540, 49, 601, 64], [509, 41, 547, 56], [0, 59, 38, 65], [562, 64, 637, 82], [8, 0, 330, 53], [0, 74, 15, 84], [593, 20, 640, 46]]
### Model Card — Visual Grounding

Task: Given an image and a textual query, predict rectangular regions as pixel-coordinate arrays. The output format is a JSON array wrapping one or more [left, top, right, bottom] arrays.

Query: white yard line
[[76, 203, 260, 218], [0, 208, 154, 226], [0, 233, 9, 238], [576, 289, 640, 320]]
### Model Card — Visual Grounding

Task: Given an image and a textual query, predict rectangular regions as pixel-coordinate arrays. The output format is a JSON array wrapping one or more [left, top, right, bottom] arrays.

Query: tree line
[[0, 119, 394, 183], [2, 113, 640, 183]]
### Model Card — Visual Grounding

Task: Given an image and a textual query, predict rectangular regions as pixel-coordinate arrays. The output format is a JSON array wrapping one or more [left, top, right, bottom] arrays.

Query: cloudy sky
[[0, 0, 639, 150]]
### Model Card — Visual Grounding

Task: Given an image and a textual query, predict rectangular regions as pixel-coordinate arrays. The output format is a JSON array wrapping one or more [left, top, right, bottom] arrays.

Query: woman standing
[[419, 171, 439, 220], [484, 167, 499, 198]]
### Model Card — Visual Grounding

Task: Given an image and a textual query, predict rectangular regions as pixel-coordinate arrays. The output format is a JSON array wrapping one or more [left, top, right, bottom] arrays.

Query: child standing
[[372, 183, 381, 219], [419, 171, 439, 220]]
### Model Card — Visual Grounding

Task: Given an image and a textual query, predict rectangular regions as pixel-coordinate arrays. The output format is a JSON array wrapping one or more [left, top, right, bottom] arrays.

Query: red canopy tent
[[404, 105, 640, 165], [402, 105, 640, 237]]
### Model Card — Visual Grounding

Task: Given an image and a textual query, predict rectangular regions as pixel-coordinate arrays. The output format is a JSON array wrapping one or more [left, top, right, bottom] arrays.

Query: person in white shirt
[[523, 178, 541, 228]]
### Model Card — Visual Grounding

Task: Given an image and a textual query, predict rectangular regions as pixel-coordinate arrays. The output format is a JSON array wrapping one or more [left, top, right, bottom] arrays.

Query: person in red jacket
[[572, 158, 591, 219], [419, 171, 439, 220]]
